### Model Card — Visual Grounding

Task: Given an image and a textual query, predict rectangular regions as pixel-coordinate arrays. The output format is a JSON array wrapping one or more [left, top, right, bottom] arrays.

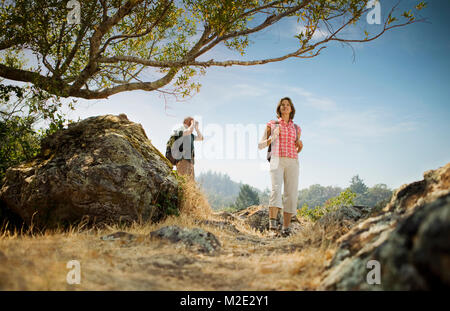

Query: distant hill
[[197, 171, 242, 210], [197, 171, 269, 210]]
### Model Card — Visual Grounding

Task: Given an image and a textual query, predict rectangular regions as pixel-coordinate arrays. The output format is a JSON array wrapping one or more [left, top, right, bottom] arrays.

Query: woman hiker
[[258, 97, 303, 237]]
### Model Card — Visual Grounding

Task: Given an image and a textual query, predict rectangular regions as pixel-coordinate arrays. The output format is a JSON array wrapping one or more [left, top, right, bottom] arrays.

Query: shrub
[[298, 188, 357, 222], [0, 84, 74, 181]]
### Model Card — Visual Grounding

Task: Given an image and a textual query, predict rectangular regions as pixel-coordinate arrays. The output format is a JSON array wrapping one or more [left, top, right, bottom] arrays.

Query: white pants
[[269, 156, 299, 214]]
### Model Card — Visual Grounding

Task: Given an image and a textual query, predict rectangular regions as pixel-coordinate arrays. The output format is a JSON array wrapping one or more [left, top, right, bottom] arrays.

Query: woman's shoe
[[281, 227, 292, 237], [269, 218, 279, 231]]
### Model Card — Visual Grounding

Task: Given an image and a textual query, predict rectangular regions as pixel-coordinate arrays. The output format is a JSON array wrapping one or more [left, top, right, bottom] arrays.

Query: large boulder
[[0, 114, 179, 229], [320, 162, 450, 290]]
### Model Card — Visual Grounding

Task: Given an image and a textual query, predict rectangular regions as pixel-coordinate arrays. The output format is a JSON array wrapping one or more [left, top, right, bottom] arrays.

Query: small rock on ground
[[150, 225, 221, 254]]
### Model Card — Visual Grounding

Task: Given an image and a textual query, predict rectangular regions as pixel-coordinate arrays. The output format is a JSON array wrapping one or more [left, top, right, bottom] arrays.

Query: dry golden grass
[[178, 178, 213, 219], [0, 180, 344, 291]]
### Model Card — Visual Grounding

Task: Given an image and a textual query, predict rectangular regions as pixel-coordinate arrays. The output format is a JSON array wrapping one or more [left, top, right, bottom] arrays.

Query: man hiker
[[173, 116, 203, 180]]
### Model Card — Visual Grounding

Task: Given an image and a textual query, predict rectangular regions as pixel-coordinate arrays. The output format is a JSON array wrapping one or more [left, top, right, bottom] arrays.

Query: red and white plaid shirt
[[267, 117, 301, 159]]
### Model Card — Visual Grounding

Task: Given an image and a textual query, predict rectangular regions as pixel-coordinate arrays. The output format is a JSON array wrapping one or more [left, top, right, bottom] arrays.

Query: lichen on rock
[[320, 162, 450, 290], [0, 114, 180, 229], [150, 225, 221, 254]]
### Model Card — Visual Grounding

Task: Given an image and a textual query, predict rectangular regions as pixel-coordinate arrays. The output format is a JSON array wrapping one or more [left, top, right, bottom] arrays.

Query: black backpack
[[266, 121, 278, 162], [165, 130, 195, 165], [267, 121, 299, 162], [165, 130, 183, 165]]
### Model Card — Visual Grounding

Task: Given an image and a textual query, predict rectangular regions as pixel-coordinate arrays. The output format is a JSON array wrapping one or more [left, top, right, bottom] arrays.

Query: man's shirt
[[175, 126, 198, 162]]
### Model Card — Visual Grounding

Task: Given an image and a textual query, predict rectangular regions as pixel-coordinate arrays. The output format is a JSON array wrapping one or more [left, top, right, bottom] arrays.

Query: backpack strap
[[294, 124, 299, 142], [266, 120, 279, 138]]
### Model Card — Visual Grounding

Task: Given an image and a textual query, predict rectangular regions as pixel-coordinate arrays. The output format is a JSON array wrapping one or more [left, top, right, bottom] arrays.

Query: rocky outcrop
[[0, 114, 180, 229], [150, 226, 221, 254], [320, 162, 450, 290], [318, 205, 372, 225], [196, 219, 240, 234]]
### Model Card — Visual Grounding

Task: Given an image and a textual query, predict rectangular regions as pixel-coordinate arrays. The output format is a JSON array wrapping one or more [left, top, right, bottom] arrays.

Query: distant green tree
[[297, 184, 343, 209], [349, 175, 368, 205], [233, 184, 260, 211], [349, 175, 369, 195], [365, 183, 393, 208], [347, 175, 393, 207]]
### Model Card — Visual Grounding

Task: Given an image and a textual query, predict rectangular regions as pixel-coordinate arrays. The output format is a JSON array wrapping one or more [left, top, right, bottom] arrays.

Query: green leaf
[[416, 2, 427, 10]]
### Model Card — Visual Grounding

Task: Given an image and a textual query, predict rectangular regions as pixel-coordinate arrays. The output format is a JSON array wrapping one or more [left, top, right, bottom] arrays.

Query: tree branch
[[0, 64, 69, 95], [193, 1, 312, 59], [98, 0, 173, 55], [72, 67, 179, 99], [70, 0, 144, 91]]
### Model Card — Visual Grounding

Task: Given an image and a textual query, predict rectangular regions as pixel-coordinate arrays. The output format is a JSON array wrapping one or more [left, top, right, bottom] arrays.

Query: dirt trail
[[0, 211, 334, 291], [2, 163, 448, 291]]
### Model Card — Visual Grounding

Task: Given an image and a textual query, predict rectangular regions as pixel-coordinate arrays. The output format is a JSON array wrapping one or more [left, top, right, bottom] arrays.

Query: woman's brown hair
[[183, 116, 193, 126], [276, 97, 295, 120]]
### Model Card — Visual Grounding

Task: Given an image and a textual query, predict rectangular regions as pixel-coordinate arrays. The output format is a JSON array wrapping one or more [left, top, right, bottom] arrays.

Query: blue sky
[[58, 0, 449, 192]]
